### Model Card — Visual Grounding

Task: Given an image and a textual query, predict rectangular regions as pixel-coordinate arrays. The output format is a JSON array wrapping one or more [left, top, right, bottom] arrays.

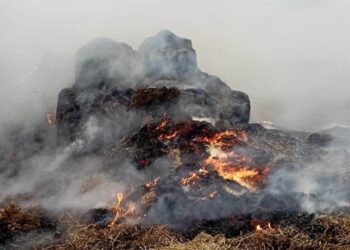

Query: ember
[[144, 177, 161, 189], [180, 172, 200, 186]]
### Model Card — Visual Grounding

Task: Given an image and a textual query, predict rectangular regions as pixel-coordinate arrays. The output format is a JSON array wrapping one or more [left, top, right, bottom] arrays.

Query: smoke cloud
[[1, 0, 350, 131], [0, 1, 350, 239]]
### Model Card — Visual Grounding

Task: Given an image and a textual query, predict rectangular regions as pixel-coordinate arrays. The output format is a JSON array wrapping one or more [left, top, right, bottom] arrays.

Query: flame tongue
[[198, 129, 269, 191], [180, 171, 200, 186], [144, 177, 161, 189], [203, 150, 268, 191], [108, 193, 136, 227]]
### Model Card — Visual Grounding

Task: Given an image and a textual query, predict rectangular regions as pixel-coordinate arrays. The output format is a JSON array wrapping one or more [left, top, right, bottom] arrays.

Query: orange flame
[[205, 154, 268, 191], [144, 177, 161, 189], [199, 168, 209, 176], [108, 193, 136, 227], [199, 129, 269, 191], [208, 191, 217, 199], [180, 172, 200, 186], [255, 222, 273, 232], [197, 130, 248, 149], [159, 131, 178, 140]]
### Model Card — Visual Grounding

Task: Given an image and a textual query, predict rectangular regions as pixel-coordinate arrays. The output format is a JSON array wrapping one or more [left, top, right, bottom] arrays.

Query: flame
[[200, 190, 218, 201], [205, 154, 268, 191], [46, 111, 56, 125], [197, 130, 248, 149], [108, 193, 136, 227], [152, 119, 269, 191], [144, 177, 160, 189], [208, 191, 217, 199], [180, 172, 200, 186], [155, 115, 169, 132], [199, 168, 209, 176], [159, 131, 178, 140], [255, 222, 273, 232], [196, 128, 270, 191]]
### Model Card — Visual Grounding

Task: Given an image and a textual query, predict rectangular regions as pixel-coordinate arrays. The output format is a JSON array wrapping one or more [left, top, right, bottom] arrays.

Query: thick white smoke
[[1, 0, 350, 131]]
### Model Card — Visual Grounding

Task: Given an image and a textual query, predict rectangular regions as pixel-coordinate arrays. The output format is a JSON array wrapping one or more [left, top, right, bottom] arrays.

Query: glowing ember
[[208, 191, 217, 199], [144, 177, 161, 189], [159, 131, 178, 140], [155, 115, 169, 132], [199, 168, 209, 176]]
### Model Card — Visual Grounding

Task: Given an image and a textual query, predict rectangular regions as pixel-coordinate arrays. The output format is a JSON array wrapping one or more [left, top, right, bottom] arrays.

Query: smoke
[[266, 136, 350, 212], [1, 0, 350, 131], [0, 1, 350, 241]]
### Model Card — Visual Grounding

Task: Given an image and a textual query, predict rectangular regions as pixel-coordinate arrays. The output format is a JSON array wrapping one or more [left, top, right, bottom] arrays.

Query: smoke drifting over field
[[1, 0, 350, 131]]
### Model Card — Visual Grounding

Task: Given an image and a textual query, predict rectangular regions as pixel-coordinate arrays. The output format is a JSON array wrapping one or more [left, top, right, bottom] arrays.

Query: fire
[[199, 168, 209, 176], [200, 190, 218, 201], [46, 111, 56, 125], [154, 116, 179, 140], [151, 119, 269, 191], [159, 131, 177, 140], [208, 191, 217, 199], [197, 130, 248, 149], [180, 168, 210, 186], [255, 222, 273, 232], [144, 177, 160, 189], [155, 115, 169, 132], [156, 119, 168, 131], [180, 172, 200, 186], [108, 193, 136, 227], [205, 154, 268, 191], [197, 129, 269, 191]]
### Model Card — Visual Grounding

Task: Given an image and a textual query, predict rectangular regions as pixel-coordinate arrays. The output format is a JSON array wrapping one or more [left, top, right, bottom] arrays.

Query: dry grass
[[2, 203, 350, 249], [35, 213, 184, 250], [162, 215, 350, 250], [0, 203, 41, 234]]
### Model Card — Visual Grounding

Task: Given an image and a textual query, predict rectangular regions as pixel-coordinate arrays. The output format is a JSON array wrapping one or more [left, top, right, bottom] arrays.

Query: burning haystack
[[1, 30, 350, 249]]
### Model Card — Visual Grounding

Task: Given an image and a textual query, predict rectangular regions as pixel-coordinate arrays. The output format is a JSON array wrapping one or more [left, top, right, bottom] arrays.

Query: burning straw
[[1, 202, 350, 249], [34, 212, 184, 249]]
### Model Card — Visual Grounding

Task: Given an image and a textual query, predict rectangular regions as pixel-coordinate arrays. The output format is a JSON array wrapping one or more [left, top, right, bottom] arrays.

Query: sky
[[0, 0, 349, 131]]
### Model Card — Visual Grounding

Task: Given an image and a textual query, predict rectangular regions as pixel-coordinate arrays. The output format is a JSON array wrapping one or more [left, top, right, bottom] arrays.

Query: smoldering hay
[[1, 30, 350, 233]]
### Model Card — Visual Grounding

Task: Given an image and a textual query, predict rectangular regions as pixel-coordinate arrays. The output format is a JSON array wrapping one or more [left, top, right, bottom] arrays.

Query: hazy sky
[[0, 0, 349, 131]]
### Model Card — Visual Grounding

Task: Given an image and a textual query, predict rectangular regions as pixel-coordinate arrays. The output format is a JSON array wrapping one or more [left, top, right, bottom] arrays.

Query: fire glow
[[108, 193, 136, 227], [144, 177, 161, 189], [151, 118, 270, 191], [199, 130, 269, 191]]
